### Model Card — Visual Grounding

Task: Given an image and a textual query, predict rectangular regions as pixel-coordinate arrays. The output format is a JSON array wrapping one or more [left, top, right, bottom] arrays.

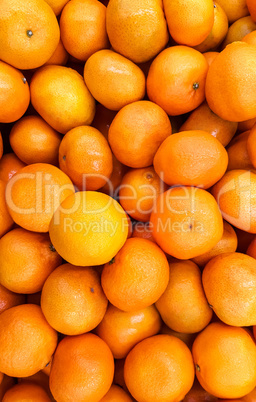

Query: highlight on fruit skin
[[1, 1, 256, 401], [49, 191, 129, 266]]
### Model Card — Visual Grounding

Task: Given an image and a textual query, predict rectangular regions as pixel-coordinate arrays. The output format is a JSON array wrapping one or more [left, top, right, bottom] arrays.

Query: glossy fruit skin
[[108, 100, 172, 168], [0, 61, 30, 124], [31, 65, 95, 134], [203, 51, 219, 66], [0, 0, 60, 70], [147, 46, 209, 116], [0, 284, 26, 315], [49, 333, 115, 402], [202, 252, 256, 327], [95, 303, 162, 358], [206, 42, 256, 122], [9, 116, 62, 166], [119, 166, 167, 222], [124, 334, 195, 402], [212, 169, 256, 233], [84, 50, 146, 111], [41, 264, 108, 335], [49, 191, 128, 266], [106, 0, 169, 63], [217, 0, 249, 23], [0, 304, 58, 378], [5, 163, 75, 233], [179, 101, 237, 147], [192, 220, 238, 267], [156, 260, 212, 333], [0, 154, 26, 183], [194, 2, 229, 53], [101, 237, 169, 311], [153, 130, 228, 189], [59, 125, 113, 191], [44, 0, 69, 15], [60, 0, 109, 61], [0, 228, 62, 294], [150, 186, 223, 260], [192, 322, 256, 399], [2, 382, 51, 402], [163, 0, 214, 46], [222, 15, 256, 49], [227, 130, 253, 171]]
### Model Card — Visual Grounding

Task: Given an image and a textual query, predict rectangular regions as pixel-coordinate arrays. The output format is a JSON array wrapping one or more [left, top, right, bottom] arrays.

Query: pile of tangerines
[[2, 0, 256, 401]]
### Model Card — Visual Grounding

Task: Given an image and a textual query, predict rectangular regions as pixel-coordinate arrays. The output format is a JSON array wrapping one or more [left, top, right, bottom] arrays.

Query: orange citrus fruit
[[222, 15, 256, 48], [202, 252, 256, 326], [0, 376, 15, 401], [0, 284, 25, 315], [60, 0, 109, 61], [99, 385, 133, 402], [49, 191, 128, 266], [247, 0, 256, 21], [0, 0, 60, 70], [95, 303, 161, 359], [119, 166, 167, 222], [147, 45, 209, 116], [106, 0, 168, 63], [192, 322, 256, 399], [0, 154, 26, 183], [0, 304, 57, 377], [58, 125, 113, 191], [153, 130, 228, 188], [179, 101, 237, 147], [124, 334, 195, 402], [150, 186, 223, 259], [0, 180, 14, 239], [206, 41, 256, 122], [192, 220, 238, 266], [247, 122, 256, 168], [84, 49, 146, 111], [31, 65, 95, 134], [101, 237, 169, 311], [9, 115, 62, 165], [44, 39, 68, 66], [163, 0, 214, 46], [41, 263, 108, 335], [212, 169, 256, 233], [227, 130, 254, 171], [108, 100, 172, 168], [6, 163, 75, 233], [0, 61, 30, 124], [217, 0, 249, 23], [50, 333, 114, 402], [0, 228, 62, 294], [44, 0, 69, 15], [156, 260, 212, 333], [194, 2, 229, 53], [203, 50, 219, 66], [2, 382, 51, 402]]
